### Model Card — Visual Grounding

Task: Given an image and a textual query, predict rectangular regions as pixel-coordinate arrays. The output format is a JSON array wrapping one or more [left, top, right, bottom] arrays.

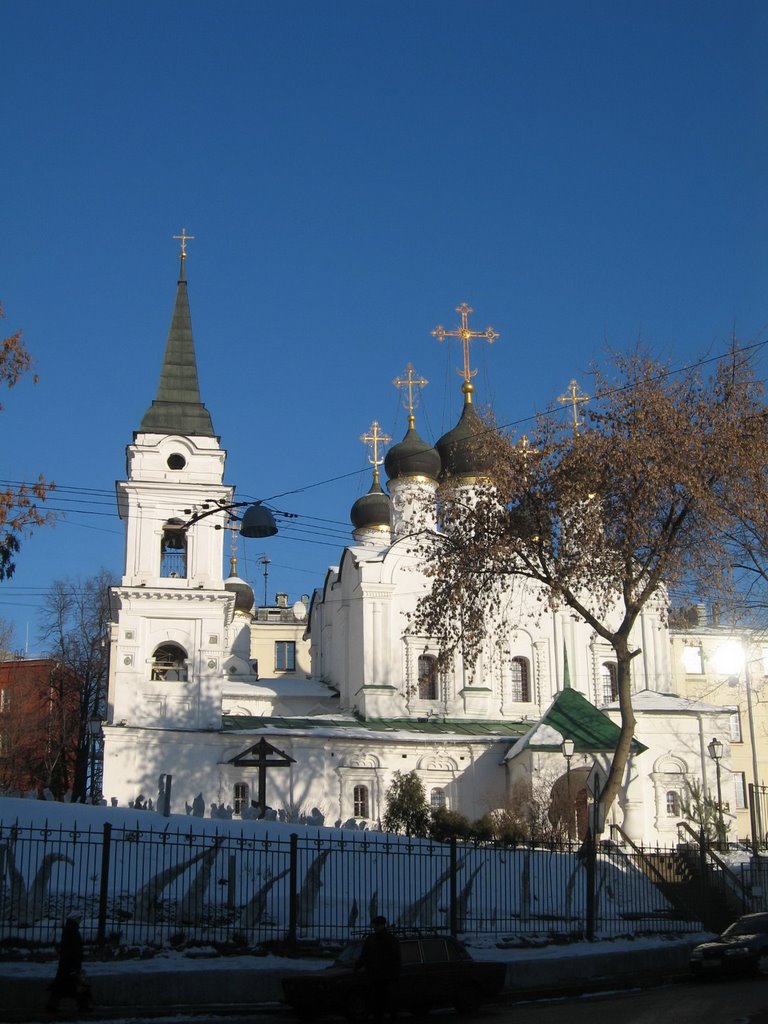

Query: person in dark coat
[[46, 912, 93, 1012], [355, 915, 401, 1022]]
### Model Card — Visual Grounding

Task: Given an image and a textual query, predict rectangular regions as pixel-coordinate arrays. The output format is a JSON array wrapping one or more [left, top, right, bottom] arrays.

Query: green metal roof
[[139, 258, 216, 437], [221, 715, 528, 738], [525, 687, 647, 754]]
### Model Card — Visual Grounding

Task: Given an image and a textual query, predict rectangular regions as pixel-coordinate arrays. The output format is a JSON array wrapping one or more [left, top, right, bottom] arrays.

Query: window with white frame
[[510, 657, 530, 702], [418, 654, 438, 700], [601, 662, 618, 703], [275, 641, 296, 672], [353, 784, 370, 818], [730, 711, 743, 743], [233, 782, 249, 816], [682, 645, 704, 674], [430, 787, 447, 810], [666, 791, 681, 817], [735, 772, 747, 810], [0, 688, 9, 712]]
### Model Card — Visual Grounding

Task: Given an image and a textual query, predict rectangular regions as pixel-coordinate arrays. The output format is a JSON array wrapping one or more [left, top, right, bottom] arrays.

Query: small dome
[[351, 477, 391, 532], [384, 425, 441, 482], [225, 561, 255, 615], [436, 386, 493, 479]]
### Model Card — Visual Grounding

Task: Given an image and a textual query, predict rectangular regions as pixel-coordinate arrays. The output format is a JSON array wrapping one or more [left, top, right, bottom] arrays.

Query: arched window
[[430, 787, 446, 811], [510, 657, 530, 702], [353, 784, 369, 818], [151, 643, 188, 682], [418, 654, 438, 701], [233, 783, 249, 816], [161, 519, 187, 578], [601, 662, 618, 703], [666, 791, 681, 817]]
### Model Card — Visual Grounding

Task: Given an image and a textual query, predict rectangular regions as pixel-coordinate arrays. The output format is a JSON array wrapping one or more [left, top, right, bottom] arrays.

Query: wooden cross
[[558, 379, 589, 435], [432, 302, 499, 384], [228, 737, 296, 818], [173, 227, 195, 259], [360, 420, 392, 482], [393, 363, 428, 428]]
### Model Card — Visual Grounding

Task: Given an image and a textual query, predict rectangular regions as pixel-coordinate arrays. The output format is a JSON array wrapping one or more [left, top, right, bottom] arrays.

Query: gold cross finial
[[518, 434, 537, 464], [360, 420, 393, 483], [432, 302, 499, 385], [517, 434, 539, 480], [393, 363, 429, 429], [173, 227, 195, 259], [558, 379, 590, 435]]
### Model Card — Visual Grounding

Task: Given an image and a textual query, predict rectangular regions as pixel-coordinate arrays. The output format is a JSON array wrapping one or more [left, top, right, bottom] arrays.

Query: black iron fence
[[749, 783, 768, 851], [1, 816, 759, 951]]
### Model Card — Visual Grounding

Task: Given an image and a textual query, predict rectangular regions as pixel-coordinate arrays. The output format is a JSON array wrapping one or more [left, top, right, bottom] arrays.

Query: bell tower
[[106, 235, 236, 746]]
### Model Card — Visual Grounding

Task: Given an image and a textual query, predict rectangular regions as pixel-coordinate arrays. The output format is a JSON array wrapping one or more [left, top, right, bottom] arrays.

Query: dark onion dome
[[435, 382, 493, 480], [350, 476, 391, 532], [384, 422, 441, 482], [225, 558, 255, 615]]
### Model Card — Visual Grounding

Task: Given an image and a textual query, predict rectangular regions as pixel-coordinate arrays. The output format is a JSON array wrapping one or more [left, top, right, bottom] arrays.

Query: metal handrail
[[676, 820, 752, 903], [607, 823, 670, 886]]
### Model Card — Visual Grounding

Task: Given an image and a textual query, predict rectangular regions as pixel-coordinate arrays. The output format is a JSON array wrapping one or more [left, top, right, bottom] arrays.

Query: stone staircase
[[609, 825, 749, 932]]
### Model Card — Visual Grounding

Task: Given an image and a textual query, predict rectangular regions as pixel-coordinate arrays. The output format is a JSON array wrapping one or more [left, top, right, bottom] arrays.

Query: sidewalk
[[0, 937, 700, 1022]]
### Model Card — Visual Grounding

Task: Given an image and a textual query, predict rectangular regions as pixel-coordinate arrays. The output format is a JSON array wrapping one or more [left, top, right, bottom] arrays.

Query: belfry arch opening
[[161, 519, 187, 578], [151, 643, 188, 682]]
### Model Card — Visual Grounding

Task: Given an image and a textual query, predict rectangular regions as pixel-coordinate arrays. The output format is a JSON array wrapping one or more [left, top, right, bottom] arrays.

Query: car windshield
[[722, 917, 768, 938]]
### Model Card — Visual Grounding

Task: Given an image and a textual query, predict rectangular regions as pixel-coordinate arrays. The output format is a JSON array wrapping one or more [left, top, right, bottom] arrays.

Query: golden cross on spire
[[360, 420, 392, 483], [432, 302, 499, 384], [393, 363, 428, 429], [173, 227, 195, 259], [558, 379, 590, 435]]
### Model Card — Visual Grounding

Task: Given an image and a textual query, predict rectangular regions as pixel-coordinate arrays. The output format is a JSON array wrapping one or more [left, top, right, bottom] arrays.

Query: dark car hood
[[696, 935, 763, 951]]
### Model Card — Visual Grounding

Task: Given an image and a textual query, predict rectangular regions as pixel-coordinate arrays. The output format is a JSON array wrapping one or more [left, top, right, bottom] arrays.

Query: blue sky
[[2, 1, 767, 654]]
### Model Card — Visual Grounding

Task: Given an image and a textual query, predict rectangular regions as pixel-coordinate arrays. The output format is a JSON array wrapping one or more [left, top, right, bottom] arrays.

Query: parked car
[[281, 933, 506, 1019], [690, 912, 768, 978]]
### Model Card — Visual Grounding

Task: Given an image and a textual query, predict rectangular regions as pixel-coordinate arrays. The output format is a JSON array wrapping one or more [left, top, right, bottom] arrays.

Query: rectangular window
[[233, 783, 249, 816], [682, 645, 703, 674], [730, 711, 743, 743], [735, 772, 747, 810], [0, 689, 8, 712], [275, 641, 296, 672]]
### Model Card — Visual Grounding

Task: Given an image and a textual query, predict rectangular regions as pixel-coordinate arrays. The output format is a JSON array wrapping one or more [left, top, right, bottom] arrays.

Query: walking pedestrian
[[355, 915, 400, 1022], [46, 912, 93, 1012]]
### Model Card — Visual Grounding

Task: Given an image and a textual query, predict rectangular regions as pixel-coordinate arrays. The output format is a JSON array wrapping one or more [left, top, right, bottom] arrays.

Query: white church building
[[102, 252, 736, 846]]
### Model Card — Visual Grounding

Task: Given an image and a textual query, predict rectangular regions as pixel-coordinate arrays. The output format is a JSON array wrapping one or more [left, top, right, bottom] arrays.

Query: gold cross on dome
[[518, 434, 537, 465], [393, 363, 428, 428], [558, 379, 590, 435], [360, 420, 392, 482], [173, 227, 195, 259], [432, 302, 499, 384]]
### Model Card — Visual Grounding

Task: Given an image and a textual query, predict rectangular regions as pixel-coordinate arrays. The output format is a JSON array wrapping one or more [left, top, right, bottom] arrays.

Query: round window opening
[[167, 453, 186, 470]]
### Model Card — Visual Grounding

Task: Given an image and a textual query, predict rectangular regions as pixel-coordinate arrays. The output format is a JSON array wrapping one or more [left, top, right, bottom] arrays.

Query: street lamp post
[[87, 715, 103, 803], [708, 736, 724, 847], [561, 738, 575, 840]]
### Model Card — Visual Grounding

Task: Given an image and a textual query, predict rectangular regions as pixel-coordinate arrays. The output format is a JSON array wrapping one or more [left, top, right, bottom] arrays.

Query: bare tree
[[0, 302, 53, 579], [412, 345, 768, 824], [38, 570, 114, 801]]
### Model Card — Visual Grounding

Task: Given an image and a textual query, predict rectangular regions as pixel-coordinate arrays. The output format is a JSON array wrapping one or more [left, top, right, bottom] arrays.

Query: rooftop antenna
[[258, 554, 271, 608]]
